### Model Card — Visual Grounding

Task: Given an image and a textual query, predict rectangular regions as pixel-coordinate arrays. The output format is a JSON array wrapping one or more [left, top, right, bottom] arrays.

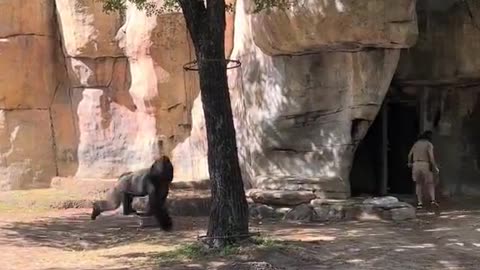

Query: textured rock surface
[[249, 203, 277, 219], [0, 0, 59, 110], [55, 0, 123, 58], [0, 110, 57, 190], [247, 189, 316, 206], [0, 0, 60, 189], [395, 0, 480, 84], [363, 196, 399, 206], [284, 204, 314, 221], [222, 0, 409, 196], [53, 0, 199, 178], [393, 0, 480, 196], [248, 0, 418, 55]]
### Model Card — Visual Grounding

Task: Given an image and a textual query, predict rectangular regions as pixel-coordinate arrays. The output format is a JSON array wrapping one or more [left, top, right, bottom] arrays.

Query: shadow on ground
[[1, 199, 480, 269], [0, 211, 208, 252]]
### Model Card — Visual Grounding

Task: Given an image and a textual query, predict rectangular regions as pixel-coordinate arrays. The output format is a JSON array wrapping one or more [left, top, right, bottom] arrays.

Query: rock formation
[[1, 0, 479, 201]]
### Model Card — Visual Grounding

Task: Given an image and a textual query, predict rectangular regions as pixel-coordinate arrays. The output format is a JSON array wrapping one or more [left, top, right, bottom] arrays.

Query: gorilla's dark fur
[[91, 156, 174, 231]]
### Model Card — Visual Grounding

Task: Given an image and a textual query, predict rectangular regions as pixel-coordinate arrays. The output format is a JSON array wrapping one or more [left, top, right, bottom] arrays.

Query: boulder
[[363, 196, 399, 206], [247, 189, 316, 206], [249, 204, 277, 219], [311, 199, 357, 221], [0, 110, 56, 190], [247, 0, 418, 55], [284, 204, 314, 221], [229, 0, 403, 194], [360, 197, 416, 221], [390, 206, 416, 221]]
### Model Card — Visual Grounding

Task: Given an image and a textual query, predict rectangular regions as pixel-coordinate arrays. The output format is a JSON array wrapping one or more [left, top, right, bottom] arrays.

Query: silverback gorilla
[[90, 156, 174, 231]]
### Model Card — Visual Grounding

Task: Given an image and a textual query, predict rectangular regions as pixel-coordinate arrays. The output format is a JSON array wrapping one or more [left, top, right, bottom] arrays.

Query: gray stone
[[310, 199, 360, 221], [376, 201, 413, 210], [390, 206, 416, 221], [363, 196, 399, 206], [284, 204, 314, 221], [313, 205, 344, 221], [255, 176, 347, 194], [249, 204, 277, 219], [247, 189, 315, 206]]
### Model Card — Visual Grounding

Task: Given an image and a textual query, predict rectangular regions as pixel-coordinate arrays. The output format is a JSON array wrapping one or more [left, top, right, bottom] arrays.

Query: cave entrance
[[350, 91, 420, 196]]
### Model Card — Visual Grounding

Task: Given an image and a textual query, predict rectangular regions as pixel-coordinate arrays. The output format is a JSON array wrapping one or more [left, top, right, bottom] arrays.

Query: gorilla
[[90, 155, 174, 231]]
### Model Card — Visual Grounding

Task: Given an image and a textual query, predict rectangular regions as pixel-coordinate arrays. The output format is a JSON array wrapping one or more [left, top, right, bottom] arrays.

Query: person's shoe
[[416, 203, 423, 210], [431, 200, 440, 215]]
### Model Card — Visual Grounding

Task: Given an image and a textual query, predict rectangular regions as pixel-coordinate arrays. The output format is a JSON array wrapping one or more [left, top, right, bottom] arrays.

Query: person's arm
[[408, 146, 413, 168], [428, 143, 439, 173]]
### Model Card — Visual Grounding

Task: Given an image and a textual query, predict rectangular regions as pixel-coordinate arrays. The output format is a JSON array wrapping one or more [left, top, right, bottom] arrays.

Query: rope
[[183, 59, 242, 71]]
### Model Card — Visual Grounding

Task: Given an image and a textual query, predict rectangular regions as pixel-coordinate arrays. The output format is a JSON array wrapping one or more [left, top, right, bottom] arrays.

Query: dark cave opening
[[350, 96, 420, 196]]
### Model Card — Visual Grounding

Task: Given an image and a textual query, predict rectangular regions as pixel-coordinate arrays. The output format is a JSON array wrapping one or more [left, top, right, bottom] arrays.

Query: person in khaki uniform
[[408, 130, 440, 209]]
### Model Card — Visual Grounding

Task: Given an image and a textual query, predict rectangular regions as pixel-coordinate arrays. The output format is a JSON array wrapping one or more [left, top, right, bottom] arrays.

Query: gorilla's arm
[[145, 181, 172, 231]]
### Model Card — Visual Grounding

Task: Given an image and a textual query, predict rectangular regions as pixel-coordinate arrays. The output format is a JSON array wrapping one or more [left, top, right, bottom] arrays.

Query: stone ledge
[[254, 176, 348, 195], [249, 196, 416, 222]]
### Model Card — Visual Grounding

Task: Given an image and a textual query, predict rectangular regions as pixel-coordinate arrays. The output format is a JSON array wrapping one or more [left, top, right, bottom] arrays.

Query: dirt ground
[[1, 192, 480, 270]]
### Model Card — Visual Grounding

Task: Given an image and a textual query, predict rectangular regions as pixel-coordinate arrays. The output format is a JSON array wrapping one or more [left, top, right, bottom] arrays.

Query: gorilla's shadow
[[0, 211, 208, 252]]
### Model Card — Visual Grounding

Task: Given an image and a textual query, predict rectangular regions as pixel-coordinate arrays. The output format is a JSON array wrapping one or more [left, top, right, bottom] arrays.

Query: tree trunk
[[179, 0, 249, 248]]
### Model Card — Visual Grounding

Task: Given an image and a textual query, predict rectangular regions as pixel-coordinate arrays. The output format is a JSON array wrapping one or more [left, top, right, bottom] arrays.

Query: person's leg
[[413, 165, 423, 208], [425, 171, 438, 205]]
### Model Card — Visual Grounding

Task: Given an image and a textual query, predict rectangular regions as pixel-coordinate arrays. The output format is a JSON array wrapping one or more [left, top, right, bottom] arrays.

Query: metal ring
[[183, 59, 241, 71]]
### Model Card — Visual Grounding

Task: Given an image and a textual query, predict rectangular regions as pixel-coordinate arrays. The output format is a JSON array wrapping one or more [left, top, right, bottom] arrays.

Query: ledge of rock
[[247, 189, 316, 206], [249, 196, 416, 222], [254, 176, 348, 199], [247, 0, 418, 55]]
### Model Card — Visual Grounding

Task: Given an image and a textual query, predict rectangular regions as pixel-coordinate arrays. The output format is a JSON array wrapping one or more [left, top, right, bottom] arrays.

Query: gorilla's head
[[150, 155, 174, 181]]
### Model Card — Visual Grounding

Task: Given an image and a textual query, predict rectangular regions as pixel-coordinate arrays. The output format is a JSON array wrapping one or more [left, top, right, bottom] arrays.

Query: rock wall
[[0, 0, 60, 189], [230, 0, 416, 200], [178, 0, 418, 201], [0, 0, 234, 189], [1, 0, 478, 199], [53, 0, 199, 179], [394, 0, 480, 196]]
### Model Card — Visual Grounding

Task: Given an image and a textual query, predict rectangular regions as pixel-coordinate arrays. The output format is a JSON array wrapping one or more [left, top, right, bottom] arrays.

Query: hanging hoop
[[183, 59, 241, 71]]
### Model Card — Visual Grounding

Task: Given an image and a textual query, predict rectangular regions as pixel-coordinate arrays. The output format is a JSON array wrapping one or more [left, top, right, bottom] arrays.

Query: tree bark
[[178, 0, 249, 247]]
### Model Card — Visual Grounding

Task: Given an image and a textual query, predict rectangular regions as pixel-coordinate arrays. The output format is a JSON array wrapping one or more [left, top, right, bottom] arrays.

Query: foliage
[[99, 0, 292, 16], [151, 237, 294, 263]]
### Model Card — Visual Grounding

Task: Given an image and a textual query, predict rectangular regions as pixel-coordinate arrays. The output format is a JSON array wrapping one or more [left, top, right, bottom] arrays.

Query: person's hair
[[418, 130, 433, 142]]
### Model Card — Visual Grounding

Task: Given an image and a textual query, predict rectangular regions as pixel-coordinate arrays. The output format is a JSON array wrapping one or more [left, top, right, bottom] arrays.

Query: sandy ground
[[1, 193, 480, 270]]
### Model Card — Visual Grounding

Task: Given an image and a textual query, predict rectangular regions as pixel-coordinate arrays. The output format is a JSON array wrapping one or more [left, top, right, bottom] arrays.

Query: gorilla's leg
[[91, 188, 123, 220], [122, 193, 138, 215], [143, 185, 172, 231], [155, 205, 173, 231]]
